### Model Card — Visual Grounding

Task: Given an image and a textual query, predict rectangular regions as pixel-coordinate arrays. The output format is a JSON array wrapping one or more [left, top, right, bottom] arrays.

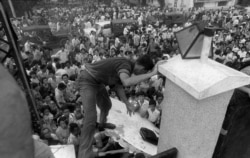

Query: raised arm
[[119, 60, 166, 87], [115, 84, 134, 116], [119, 72, 154, 87]]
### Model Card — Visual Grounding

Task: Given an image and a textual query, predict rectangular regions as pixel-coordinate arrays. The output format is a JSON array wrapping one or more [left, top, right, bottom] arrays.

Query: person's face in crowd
[[41, 57, 46, 65], [42, 128, 51, 139], [138, 95, 145, 102], [157, 96, 163, 105], [62, 75, 69, 84], [63, 109, 70, 117], [149, 104, 156, 111], [49, 101, 57, 110], [44, 109, 50, 116], [66, 62, 70, 68], [49, 72, 55, 79], [73, 126, 80, 136], [35, 85, 40, 91], [43, 78, 48, 85], [246, 41, 250, 49], [88, 54, 93, 63], [31, 73, 36, 79], [45, 95, 51, 103], [110, 91, 116, 98], [94, 50, 98, 56], [59, 120, 67, 129], [246, 53, 250, 58]]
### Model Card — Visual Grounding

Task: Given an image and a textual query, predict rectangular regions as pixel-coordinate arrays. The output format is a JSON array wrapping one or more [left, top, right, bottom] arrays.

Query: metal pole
[[0, 1, 40, 121], [7, 0, 16, 18]]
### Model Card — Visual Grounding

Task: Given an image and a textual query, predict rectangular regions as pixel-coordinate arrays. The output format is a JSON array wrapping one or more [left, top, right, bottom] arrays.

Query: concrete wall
[[203, 2, 218, 8], [165, 0, 194, 8], [147, 0, 160, 7], [164, 0, 235, 9], [158, 78, 234, 158]]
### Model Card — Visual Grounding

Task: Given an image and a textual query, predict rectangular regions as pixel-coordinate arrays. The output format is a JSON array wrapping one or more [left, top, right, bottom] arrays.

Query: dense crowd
[[3, 0, 250, 157]]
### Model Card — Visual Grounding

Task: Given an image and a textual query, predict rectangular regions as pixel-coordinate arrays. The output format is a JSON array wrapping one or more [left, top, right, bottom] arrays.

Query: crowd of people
[[3, 0, 250, 157]]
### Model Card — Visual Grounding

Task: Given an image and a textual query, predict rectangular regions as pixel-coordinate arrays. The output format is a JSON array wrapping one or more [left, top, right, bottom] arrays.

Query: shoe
[[98, 123, 116, 131]]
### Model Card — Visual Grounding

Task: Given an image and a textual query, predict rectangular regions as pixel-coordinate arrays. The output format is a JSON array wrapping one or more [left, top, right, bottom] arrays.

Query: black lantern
[[175, 24, 214, 59]]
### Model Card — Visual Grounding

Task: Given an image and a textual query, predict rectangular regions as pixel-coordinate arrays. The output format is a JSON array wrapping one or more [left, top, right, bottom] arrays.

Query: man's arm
[[115, 84, 134, 116], [52, 50, 61, 58], [115, 84, 129, 105], [119, 60, 165, 87], [120, 72, 154, 87]]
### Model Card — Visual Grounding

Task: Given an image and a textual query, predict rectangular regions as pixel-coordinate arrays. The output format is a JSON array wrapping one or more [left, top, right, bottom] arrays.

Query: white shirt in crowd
[[238, 50, 247, 58], [138, 100, 149, 117], [72, 38, 80, 48], [53, 49, 69, 63], [123, 27, 129, 35], [55, 88, 65, 108], [89, 34, 96, 46], [24, 41, 31, 52], [56, 68, 67, 77], [147, 108, 160, 123]]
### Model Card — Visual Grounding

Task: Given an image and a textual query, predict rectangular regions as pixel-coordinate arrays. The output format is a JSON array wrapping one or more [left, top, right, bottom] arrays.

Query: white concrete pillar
[[157, 56, 250, 158]]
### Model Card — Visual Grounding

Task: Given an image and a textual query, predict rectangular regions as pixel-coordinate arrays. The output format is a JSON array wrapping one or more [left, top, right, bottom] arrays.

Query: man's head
[[31, 83, 40, 91], [48, 69, 55, 78], [42, 106, 51, 116], [156, 93, 164, 105], [62, 74, 69, 84], [58, 83, 67, 91], [41, 127, 52, 139], [62, 105, 70, 117], [110, 89, 117, 98], [69, 123, 80, 136], [137, 91, 145, 102], [149, 99, 156, 111], [133, 55, 154, 75], [41, 77, 48, 85], [58, 116, 68, 129]]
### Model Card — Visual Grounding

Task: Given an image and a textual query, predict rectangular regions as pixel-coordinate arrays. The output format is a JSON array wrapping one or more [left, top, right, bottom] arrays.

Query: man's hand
[[126, 103, 135, 117], [151, 60, 168, 76], [98, 152, 106, 157]]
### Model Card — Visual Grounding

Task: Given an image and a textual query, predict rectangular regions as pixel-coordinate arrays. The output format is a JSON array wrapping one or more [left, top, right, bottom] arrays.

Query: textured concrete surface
[[158, 78, 233, 158], [158, 56, 250, 100], [157, 55, 250, 158]]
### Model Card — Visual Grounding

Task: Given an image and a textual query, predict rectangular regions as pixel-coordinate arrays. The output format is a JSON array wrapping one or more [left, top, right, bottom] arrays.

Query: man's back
[[85, 57, 134, 86]]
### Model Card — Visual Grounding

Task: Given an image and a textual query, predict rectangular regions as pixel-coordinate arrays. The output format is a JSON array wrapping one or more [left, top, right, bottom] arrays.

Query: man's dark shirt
[[85, 58, 134, 86]]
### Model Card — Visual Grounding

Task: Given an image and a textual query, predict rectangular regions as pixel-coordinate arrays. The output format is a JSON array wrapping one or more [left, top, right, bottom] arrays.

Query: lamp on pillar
[[175, 24, 214, 60], [157, 23, 250, 158]]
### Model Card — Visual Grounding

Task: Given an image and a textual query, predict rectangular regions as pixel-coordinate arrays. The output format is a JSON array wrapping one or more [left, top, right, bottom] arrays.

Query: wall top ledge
[[159, 55, 250, 100]]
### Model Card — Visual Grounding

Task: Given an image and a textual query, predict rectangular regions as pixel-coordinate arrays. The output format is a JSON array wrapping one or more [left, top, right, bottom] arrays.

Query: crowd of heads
[[2, 0, 250, 157]]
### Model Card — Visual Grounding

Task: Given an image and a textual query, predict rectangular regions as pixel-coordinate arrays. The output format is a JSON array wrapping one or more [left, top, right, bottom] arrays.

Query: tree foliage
[[238, 0, 250, 6]]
